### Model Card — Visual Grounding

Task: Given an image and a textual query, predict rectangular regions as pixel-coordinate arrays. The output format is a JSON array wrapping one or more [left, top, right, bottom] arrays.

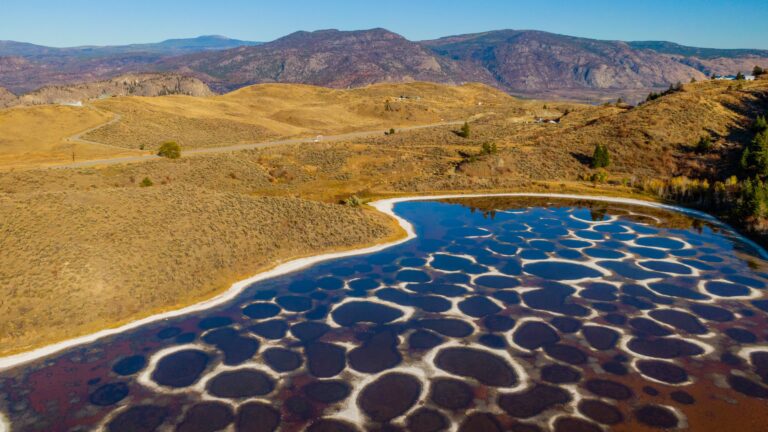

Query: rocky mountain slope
[[159, 29, 495, 92], [15, 73, 213, 106], [422, 30, 707, 95], [0, 86, 16, 108]]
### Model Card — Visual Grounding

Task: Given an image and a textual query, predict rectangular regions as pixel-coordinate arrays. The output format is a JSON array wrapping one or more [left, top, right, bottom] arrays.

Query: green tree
[[480, 142, 498, 155], [158, 141, 181, 159], [591, 144, 611, 169], [458, 122, 471, 138], [736, 71, 746, 81], [753, 65, 765, 77], [754, 115, 768, 133]]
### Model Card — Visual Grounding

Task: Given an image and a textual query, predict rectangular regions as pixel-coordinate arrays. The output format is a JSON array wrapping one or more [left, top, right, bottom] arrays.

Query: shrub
[[157, 141, 181, 159], [140, 177, 153, 187], [590, 170, 608, 183], [736, 71, 746, 81], [754, 66, 765, 77], [695, 136, 713, 153], [384, 128, 396, 136], [457, 122, 471, 138], [590, 144, 611, 168], [344, 195, 362, 207]]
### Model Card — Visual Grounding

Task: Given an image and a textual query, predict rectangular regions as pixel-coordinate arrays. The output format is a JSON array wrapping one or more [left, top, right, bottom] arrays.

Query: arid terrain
[[1, 76, 767, 356]]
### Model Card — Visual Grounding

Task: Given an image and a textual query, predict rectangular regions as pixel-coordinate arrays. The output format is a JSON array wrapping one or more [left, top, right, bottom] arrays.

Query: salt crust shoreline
[[0, 192, 765, 375]]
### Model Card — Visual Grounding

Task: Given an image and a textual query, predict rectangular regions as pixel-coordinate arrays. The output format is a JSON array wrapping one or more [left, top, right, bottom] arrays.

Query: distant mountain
[[628, 41, 768, 60], [158, 29, 495, 92], [1, 29, 767, 102], [0, 35, 261, 58], [0, 36, 260, 93]]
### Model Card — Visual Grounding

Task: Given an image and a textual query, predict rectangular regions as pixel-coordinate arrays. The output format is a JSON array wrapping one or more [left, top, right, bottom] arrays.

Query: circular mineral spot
[[484, 314, 516, 332], [637, 360, 689, 384], [636, 237, 686, 250], [235, 402, 281, 432], [358, 372, 421, 422], [430, 378, 474, 410], [249, 319, 289, 339], [242, 302, 281, 319], [546, 342, 588, 365], [207, 369, 274, 399], [285, 395, 315, 420], [276, 295, 313, 312], [112, 355, 146, 376], [408, 329, 445, 350], [670, 390, 695, 405], [263, 348, 303, 372], [584, 379, 633, 400], [177, 402, 234, 432], [458, 413, 503, 432], [627, 337, 704, 359], [397, 269, 432, 283], [406, 408, 448, 432], [349, 330, 402, 373], [705, 281, 751, 297], [634, 404, 679, 428], [523, 261, 601, 280], [513, 321, 560, 350], [577, 399, 624, 425], [649, 309, 707, 335], [89, 382, 129, 406], [303, 380, 351, 404], [582, 325, 620, 351], [553, 417, 603, 432], [458, 296, 502, 317], [305, 342, 346, 378], [541, 364, 582, 384], [434, 347, 518, 387], [332, 301, 404, 327], [290, 321, 330, 342], [107, 405, 168, 432], [727, 374, 768, 398], [151, 349, 209, 388], [475, 275, 520, 289], [497, 384, 572, 418]]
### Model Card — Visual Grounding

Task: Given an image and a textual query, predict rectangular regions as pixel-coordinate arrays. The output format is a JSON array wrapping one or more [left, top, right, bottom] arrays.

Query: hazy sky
[[3, 0, 768, 49]]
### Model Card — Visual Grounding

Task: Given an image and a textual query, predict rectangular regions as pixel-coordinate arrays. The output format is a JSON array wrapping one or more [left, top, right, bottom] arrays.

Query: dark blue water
[[2, 198, 768, 432]]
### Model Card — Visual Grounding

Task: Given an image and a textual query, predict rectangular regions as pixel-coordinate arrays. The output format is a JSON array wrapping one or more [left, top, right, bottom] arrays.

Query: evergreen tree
[[754, 115, 768, 133], [753, 65, 764, 77], [736, 71, 746, 81], [458, 122, 471, 138], [591, 144, 610, 168]]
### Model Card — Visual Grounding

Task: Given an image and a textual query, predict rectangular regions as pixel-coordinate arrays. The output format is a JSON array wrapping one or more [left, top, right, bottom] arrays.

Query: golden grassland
[[0, 105, 141, 169], [0, 78, 767, 355]]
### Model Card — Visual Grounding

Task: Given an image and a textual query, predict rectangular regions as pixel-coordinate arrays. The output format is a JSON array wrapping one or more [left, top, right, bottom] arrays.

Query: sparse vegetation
[[157, 141, 181, 159], [385, 128, 396, 136], [139, 177, 153, 187], [480, 142, 498, 155]]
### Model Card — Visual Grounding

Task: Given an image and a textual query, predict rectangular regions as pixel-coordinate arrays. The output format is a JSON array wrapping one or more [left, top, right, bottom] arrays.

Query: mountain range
[[1, 29, 767, 101]]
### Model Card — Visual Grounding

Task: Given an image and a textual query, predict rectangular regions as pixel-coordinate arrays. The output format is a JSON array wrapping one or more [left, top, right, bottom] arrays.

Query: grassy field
[[0, 77, 766, 355], [0, 105, 141, 169]]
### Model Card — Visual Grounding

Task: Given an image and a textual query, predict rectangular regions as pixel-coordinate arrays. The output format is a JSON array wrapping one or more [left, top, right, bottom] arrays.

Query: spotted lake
[[2, 197, 768, 432]]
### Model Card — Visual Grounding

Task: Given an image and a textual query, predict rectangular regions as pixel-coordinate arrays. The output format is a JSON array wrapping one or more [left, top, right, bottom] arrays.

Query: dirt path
[[53, 120, 464, 170]]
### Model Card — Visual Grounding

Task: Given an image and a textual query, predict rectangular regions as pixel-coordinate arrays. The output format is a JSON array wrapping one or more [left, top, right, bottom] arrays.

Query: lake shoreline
[[1, 192, 765, 373]]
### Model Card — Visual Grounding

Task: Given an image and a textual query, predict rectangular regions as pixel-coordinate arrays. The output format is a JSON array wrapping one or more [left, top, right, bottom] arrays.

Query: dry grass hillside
[[83, 82, 515, 150], [0, 185, 397, 355], [0, 105, 141, 169]]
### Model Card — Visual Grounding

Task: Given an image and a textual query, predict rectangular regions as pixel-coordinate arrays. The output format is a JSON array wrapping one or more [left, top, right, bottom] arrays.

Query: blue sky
[[3, 0, 768, 49]]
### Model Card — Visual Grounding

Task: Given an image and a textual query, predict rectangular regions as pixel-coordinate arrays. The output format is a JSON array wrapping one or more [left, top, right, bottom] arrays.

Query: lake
[[2, 197, 768, 432]]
